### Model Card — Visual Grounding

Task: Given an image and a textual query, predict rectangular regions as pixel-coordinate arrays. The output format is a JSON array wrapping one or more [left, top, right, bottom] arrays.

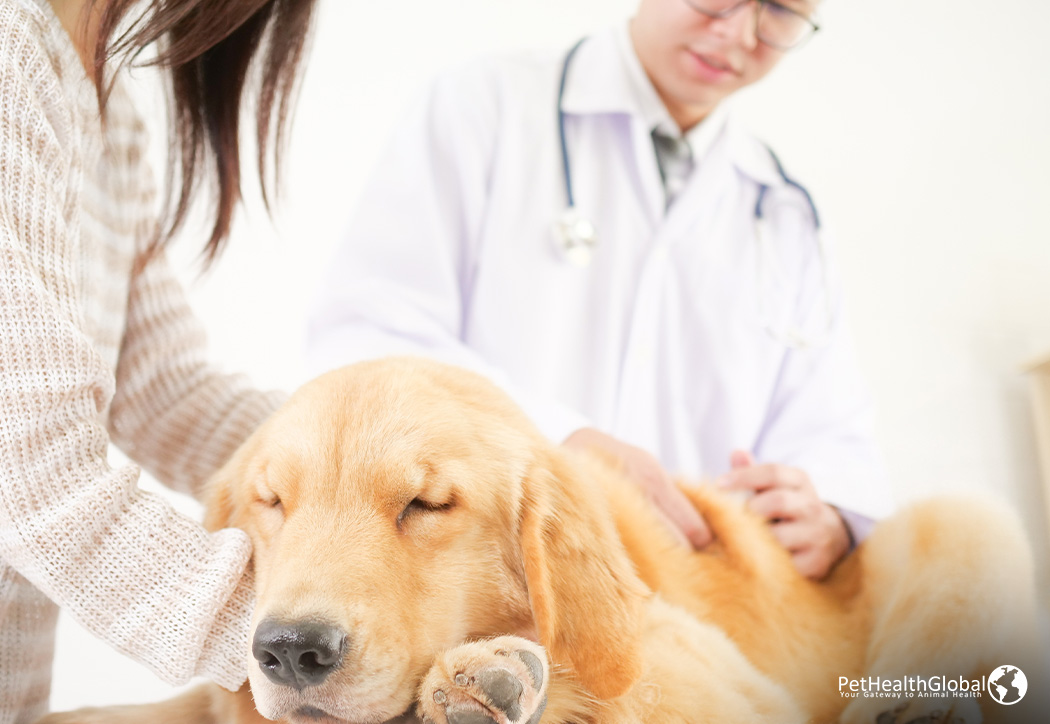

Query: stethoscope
[[551, 39, 834, 350]]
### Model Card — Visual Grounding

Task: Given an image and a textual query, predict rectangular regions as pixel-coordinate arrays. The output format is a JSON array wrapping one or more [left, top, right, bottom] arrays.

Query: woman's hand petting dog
[[562, 427, 713, 549], [719, 450, 850, 580]]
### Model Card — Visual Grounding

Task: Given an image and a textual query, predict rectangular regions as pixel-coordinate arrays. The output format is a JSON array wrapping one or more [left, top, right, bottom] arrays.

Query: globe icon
[[988, 665, 1028, 705]]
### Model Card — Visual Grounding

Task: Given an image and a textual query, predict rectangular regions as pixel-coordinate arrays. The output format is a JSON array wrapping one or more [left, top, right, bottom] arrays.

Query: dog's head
[[206, 358, 647, 723]]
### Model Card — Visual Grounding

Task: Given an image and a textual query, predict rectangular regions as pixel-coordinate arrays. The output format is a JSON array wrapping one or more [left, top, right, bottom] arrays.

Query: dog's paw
[[418, 636, 548, 724], [841, 695, 982, 724]]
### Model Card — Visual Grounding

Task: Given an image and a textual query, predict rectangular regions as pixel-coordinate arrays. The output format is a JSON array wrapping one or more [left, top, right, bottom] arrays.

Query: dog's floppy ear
[[201, 404, 283, 531], [519, 449, 648, 700], [203, 462, 239, 532], [202, 434, 261, 532]]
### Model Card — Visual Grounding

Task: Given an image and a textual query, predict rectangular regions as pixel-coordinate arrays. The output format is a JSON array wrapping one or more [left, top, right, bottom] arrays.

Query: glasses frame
[[682, 0, 821, 51]]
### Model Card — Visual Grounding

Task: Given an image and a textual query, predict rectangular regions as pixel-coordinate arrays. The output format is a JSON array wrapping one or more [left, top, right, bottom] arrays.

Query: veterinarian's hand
[[563, 428, 713, 549], [720, 450, 850, 580]]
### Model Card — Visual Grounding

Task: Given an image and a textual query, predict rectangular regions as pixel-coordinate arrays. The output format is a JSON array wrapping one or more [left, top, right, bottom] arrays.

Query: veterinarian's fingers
[[729, 449, 755, 470], [768, 519, 812, 551], [746, 488, 805, 522], [561, 428, 712, 547], [791, 546, 833, 580], [776, 506, 851, 578], [722, 463, 806, 493], [650, 505, 691, 547], [654, 484, 713, 549]]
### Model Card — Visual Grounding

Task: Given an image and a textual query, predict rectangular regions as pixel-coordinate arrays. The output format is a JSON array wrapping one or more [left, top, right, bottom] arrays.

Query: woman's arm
[[0, 18, 256, 691]]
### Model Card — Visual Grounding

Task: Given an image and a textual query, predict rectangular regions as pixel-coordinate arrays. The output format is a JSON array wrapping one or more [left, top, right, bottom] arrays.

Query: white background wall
[[51, 0, 1050, 710]]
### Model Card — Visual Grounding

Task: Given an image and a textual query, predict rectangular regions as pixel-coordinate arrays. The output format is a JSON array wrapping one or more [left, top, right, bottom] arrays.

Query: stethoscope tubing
[[557, 38, 587, 211], [755, 146, 821, 231]]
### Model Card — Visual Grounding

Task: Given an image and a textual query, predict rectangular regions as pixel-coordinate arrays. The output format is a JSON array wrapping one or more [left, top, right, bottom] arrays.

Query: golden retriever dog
[[41, 358, 1046, 724]]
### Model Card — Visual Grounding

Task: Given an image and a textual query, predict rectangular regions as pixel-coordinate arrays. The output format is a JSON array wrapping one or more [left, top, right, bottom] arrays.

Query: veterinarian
[[308, 0, 892, 579], [0, 0, 317, 721]]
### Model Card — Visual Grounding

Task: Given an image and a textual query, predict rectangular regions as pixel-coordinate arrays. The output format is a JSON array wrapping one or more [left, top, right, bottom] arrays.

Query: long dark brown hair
[[92, 0, 317, 265]]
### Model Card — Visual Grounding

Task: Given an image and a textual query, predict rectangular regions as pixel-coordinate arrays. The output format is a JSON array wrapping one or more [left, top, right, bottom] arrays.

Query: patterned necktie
[[651, 128, 695, 207]]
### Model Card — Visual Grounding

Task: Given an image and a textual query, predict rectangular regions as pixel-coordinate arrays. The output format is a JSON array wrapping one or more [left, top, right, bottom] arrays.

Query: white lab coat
[[308, 25, 893, 519]]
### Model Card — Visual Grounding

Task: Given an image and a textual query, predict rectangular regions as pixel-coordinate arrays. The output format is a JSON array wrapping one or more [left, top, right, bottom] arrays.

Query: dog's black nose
[[252, 619, 347, 689]]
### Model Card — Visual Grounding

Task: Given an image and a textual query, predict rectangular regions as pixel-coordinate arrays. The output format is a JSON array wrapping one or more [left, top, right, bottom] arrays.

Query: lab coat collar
[[613, 23, 676, 135], [724, 120, 786, 188], [559, 24, 786, 189]]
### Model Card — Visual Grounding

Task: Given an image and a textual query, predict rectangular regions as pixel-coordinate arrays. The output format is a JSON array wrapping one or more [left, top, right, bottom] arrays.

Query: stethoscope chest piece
[[553, 206, 597, 267]]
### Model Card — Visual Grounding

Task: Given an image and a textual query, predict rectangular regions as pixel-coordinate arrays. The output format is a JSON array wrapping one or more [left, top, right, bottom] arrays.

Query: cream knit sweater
[[0, 1, 284, 721]]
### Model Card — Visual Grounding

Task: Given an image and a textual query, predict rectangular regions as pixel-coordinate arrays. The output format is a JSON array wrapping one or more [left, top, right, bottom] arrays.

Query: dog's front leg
[[33, 683, 260, 724]]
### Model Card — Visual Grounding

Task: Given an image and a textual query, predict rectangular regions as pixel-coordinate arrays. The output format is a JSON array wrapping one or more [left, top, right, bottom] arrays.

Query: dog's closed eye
[[252, 490, 285, 534], [253, 492, 284, 511], [397, 497, 456, 531], [253, 473, 285, 514]]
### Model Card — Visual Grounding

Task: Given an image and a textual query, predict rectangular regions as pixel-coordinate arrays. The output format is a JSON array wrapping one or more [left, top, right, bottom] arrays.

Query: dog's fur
[[40, 358, 1045, 724]]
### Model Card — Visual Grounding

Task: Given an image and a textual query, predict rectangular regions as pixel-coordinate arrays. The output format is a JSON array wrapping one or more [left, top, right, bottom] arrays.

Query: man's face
[[631, 0, 812, 130]]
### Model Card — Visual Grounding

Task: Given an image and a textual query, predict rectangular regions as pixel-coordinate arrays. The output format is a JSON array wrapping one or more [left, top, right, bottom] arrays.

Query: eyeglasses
[[681, 0, 820, 51]]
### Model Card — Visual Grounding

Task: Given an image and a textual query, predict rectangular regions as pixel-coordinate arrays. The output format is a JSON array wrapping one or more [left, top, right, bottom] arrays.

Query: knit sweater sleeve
[[0, 8, 262, 691]]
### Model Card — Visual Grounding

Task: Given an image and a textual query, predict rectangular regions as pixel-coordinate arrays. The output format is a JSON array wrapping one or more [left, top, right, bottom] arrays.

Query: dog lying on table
[[40, 357, 1043, 724]]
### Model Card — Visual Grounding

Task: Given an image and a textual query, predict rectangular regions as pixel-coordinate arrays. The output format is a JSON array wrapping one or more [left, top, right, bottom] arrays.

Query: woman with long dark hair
[[0, 0, 316, 720]]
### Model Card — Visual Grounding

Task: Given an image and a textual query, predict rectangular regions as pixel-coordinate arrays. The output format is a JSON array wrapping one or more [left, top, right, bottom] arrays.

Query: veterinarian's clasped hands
[[718, 450, 852, 580], [563, 429, 851, 580]]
